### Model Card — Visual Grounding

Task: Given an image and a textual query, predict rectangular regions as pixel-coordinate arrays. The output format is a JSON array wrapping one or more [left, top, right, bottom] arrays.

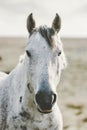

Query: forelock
[[38, 26, 55, 47]]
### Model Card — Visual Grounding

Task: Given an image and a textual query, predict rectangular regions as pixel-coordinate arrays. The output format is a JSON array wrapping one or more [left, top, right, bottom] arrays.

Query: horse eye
[[26, 50, 31, 57], [58, 51, 61, 56]]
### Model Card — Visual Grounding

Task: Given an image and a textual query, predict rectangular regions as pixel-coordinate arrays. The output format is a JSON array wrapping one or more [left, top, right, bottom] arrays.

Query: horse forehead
[[27, 32, 52, 52]]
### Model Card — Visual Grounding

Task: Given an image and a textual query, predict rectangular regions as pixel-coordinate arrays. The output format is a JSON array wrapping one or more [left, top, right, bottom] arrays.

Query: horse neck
[[12, 57, 28, 88], [8, 56, 35, 113]]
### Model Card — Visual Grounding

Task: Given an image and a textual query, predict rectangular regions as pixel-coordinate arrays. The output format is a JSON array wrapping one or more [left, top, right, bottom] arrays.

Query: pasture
[[0, 37, 87, 130]]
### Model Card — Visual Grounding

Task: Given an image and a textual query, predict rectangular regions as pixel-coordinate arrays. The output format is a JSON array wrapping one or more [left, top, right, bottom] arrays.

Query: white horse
[[0, 13, 67, 130]]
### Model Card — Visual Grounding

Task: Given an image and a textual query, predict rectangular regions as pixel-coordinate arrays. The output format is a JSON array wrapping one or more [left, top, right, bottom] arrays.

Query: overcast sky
[[0, 0, 87, 37]]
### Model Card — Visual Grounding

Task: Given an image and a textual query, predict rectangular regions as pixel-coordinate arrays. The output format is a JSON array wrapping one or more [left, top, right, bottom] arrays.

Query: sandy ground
[[0, 37, 87, 130]]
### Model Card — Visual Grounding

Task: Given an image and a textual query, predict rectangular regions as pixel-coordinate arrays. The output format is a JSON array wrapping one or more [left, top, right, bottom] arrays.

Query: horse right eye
[[26, 50, 31, 57]]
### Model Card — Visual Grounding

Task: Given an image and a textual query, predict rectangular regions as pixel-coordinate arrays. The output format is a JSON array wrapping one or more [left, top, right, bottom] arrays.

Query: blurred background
[[0, 0, 87, 37], [0, 0, 87, 130]]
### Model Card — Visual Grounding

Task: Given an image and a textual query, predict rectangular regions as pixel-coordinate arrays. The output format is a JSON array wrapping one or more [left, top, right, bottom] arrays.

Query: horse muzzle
[[35, 90, 57, 114]]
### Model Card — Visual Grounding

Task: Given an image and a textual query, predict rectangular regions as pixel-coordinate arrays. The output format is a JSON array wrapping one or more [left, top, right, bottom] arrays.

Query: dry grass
[[59, 38, 87, 130]]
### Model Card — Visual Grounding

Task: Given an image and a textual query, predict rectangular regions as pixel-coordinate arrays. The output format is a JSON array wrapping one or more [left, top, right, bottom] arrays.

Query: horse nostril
[[35, 92, 43, 105], [52, 93, 57, 105]]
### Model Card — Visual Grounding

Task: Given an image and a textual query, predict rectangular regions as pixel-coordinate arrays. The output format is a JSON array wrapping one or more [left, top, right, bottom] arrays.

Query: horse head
[[25, 13, 67, 114]]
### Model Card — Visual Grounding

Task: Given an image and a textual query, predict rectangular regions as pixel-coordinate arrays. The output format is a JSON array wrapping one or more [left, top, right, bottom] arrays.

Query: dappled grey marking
[[34, 128, 40, 130], [19, 111, 31, 120], [0, 89, 8, 129], [12, 116, 18, 120], [20, 96, 22, 103], [20, 125, 27, 130]]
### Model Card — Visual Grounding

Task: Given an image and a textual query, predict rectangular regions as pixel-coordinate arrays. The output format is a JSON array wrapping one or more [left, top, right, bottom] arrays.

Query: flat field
[[0, 37, 87, 130]]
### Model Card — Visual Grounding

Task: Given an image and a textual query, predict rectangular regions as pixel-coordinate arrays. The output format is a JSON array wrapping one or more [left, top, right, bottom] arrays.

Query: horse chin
[[37, 107, 52, 114]]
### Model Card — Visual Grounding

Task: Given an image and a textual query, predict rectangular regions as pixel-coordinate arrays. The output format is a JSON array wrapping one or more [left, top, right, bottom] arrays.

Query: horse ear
[[27, 13, 36, 34], [52, 13, 61, 33]]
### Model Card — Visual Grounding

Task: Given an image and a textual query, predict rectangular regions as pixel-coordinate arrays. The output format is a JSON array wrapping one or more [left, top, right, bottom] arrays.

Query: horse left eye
[[58, 51, 61, 56], [26, 50, 31, 57]]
